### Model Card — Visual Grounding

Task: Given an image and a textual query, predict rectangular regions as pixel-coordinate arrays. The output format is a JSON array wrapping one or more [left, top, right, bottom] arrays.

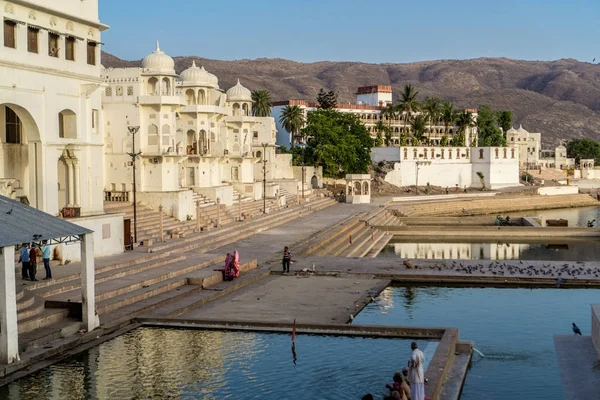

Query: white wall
[[61, 213, 124, 262], [136, 190, 194, 221]]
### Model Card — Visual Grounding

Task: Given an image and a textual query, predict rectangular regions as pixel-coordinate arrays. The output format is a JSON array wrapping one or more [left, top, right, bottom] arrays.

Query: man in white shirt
[[408, 341, 425, 400]]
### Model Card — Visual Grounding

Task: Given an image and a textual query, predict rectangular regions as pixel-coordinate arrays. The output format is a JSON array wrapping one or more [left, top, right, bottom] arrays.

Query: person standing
[[41, 240, 52, 280], [19, 243, 30, 280], [282, 246, 291, 273], [28, 244, 38, 281], [408, 341, 425, 400]]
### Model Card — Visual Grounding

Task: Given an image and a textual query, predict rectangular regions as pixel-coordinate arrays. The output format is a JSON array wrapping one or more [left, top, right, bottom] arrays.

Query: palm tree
[[441, 101, 457, 137], [251, 90, 272, 117], [381, 103, 397, 135], [423, 97, 441, 143], [279, 105, 305, 150], [375, 120, 388, 146], [398, 84, 420, 136], [456, 110, 475, 146], [410, 114, 427, 145]]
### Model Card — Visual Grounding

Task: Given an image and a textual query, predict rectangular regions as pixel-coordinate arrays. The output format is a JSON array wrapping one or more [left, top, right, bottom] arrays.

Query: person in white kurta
[[408, 341, 425, 400]]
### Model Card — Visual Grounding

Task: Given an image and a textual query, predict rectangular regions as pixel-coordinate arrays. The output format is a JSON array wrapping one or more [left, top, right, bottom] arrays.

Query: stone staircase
[[395, 194, 598, 217], [14, 196, 337, 354], [279, 187, 298, 206], [232, 188, 253, 204]]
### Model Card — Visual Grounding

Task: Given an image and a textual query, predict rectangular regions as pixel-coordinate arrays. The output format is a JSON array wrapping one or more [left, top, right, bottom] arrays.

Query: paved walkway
[[554, 335, 600, 400]]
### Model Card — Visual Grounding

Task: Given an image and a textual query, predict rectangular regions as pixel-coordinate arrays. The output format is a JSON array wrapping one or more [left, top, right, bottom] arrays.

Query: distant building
[[371, 145, 519, 189], [506, 125, 575, 170], [272, 85, 477, 149]]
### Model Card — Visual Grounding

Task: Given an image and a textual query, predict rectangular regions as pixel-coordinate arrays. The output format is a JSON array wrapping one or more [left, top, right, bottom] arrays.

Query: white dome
[[506, 126, 518, 134], [141, 41, 175, 74], [180, 61, 219, 88], [227, 79, 252, 102], [517, 124, 528, 134]]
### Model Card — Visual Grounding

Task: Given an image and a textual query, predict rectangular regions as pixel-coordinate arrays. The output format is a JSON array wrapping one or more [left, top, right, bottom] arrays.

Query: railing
[[104, 191, 130, 202]]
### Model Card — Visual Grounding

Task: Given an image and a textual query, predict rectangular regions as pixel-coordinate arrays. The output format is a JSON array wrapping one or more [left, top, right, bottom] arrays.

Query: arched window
[[354, 181, 362, 195], [116, 86, 123, 96], [232, 103, 241, 117], [147, 124, 159, 147], [198, 89, 206, 105], [5, 106, 21, 144], [479, 149, 484, 159], [403, 148, 408, 159], [242, 103, 249, 116], [363, 181, 369, 195], [185, 89, 196, 105], [58, 109, 77, 139], [147, 77, 158, 95], [161, 124, 171, 147], [495, 148, 499, 159], [256, 150, 262, 161], [162, 78, 171, 95]]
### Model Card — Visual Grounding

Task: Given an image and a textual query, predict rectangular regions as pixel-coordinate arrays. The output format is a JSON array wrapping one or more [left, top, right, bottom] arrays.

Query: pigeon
[[403, 260, 413, 269], [572, 323, 582, 335], [6, 209, 12, 215], [461, 208, 470, 215]]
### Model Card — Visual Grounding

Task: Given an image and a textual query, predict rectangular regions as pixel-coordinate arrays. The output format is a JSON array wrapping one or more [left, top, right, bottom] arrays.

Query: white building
[[102, 44, 299, 220], [507, 125, 575, 170], [372, 146, 520, 189], [272, 85, 478, 149], [0, 0, 122, 259]]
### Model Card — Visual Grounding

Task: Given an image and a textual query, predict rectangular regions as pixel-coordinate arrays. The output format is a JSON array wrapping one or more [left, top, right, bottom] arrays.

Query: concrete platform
[[554, 335, 600, 400], [179, 275, 389, 324]]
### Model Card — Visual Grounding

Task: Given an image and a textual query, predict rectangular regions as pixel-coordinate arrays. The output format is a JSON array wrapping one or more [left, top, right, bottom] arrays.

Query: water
[[526, 206, 600, 227], [380, 240, 600, 261], [0, 328, 437, 400], [354, 285, 599, 400]]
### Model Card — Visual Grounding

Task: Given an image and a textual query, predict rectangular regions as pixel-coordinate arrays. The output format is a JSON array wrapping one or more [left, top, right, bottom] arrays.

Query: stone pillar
[[159, 205, 164, 242], [67, 161, 74, 207], [74, 161, 81, 207], [195, 201, 201, 232], [216, 197, 221, 227], [0, 245, 19, 364], [80, 233, 99, 332]]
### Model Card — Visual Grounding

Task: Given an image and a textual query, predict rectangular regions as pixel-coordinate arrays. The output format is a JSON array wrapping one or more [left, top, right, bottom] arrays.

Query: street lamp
[[261, 142, 268, 213], [127, 126, 142, 244], [415, 160, 431, 195]]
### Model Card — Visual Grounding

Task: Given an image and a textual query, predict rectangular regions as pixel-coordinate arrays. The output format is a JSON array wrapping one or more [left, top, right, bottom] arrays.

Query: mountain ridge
[[101, 51, 600, 146]]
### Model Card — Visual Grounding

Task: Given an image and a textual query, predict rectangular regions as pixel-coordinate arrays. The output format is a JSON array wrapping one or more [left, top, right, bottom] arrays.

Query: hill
[[101, 52, 600, 146]]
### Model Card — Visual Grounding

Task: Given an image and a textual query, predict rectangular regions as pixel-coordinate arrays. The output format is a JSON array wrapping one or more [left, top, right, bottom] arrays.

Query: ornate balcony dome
[[180, 61, 219, 88], [141, 41, 175, 74], [226, 79, 252, 102]]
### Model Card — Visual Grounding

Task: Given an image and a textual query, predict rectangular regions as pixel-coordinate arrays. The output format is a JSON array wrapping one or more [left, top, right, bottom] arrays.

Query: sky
[[100, 0, 600, 64]]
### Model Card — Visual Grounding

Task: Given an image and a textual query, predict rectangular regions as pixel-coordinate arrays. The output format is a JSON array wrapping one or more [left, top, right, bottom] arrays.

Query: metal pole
[[128, 126, 141, 244]]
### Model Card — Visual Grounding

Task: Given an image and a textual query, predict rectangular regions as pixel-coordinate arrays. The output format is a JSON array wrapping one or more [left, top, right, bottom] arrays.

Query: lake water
[[354, 285, 599, 400], [0, 328, 437, 400], [523, 206, 600, 227]]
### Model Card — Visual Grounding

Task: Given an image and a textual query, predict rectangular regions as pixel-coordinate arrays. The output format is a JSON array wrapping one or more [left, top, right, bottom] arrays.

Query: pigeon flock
[[406, 259, 600, 279]]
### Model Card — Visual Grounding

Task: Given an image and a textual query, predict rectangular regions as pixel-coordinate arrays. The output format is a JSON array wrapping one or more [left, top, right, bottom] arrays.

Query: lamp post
[[127, 126, 142, 244], [262, 142, 268, 214]]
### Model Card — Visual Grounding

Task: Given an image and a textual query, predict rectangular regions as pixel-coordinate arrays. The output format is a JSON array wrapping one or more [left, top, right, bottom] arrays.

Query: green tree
[[300, 109, 372, 177], [384, 130, 393, 146], [496, 110, 513, 134], [398, 84, 420, 135], [279, 105, 305, 151], [374, 120, 387, 147], [316, 89, 338, 109], [251, 90, 272, 117], [477, 105, 505, 147], [440, 135, 449, 147], [410, 114, 428, 145], [567, 138, 600, 164], [381, 103, 397, 135], [441, 101, 458, 137], [423, 96, 442, 143], [476, 171, 486, 190]]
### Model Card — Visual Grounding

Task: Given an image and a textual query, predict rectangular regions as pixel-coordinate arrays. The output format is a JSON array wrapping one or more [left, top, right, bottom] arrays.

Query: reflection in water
[[1, 328, 434, 400], [381, 241, 600, 261], [354, 286, 599, 400]]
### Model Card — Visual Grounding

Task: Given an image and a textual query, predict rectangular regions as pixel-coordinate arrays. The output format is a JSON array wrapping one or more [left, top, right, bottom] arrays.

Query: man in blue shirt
[[19, 243, 30, 280], [41, 240, 52, 280]]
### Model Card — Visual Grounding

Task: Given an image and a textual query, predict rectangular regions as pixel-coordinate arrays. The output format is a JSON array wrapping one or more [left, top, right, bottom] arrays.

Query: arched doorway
[[311, 175, 318, 189], [1, 103, 41, 208]]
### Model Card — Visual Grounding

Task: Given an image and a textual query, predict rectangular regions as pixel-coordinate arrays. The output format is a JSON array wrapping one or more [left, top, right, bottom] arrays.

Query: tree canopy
[[567, 138, 600, 164], [251, 90, 272, 117], [316, 89, 338, 109], [477, 105, 506, 147], [496, 111, 512, 133], [297, 109, 372, 177], [279, 105, 305, 150]]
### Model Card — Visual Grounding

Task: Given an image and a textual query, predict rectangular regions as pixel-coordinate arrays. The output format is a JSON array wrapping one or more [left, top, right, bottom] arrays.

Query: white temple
[[102, 43, 303, 220]]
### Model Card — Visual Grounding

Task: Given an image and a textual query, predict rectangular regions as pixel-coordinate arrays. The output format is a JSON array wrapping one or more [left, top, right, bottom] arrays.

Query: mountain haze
[[102, 52, 600, 146]]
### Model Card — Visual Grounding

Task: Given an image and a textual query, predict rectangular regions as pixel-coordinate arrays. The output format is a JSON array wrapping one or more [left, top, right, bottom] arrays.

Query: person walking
[[407, 342, 425, 400], [41, 240, 52, 280], [28, 244, 38, 281], [282, 246, 291, 273], [19, 243, 30, 280]]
